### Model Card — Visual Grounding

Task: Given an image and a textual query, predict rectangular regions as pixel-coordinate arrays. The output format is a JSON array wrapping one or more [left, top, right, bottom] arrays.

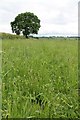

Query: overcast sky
[[0, 0, 79, 36]]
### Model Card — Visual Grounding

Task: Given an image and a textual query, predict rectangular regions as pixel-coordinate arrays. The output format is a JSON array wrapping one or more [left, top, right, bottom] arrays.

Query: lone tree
[[10, 12, 41, 38]]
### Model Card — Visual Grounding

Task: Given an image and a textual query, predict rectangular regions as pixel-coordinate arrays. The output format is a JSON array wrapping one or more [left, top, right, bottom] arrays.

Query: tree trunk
[[25, 34, 28, 38]]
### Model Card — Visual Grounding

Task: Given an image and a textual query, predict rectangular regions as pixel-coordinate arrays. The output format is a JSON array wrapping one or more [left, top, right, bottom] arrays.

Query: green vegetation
[[0, 39, 2, 120], [0, 33, 25, 40], [2, 38, 79, 118], [10, 12, 40, 38]]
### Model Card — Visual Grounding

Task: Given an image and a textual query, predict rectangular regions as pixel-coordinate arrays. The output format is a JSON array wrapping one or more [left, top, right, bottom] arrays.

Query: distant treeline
[[0, 32, 78, 40], [0, 32, 25, 40]]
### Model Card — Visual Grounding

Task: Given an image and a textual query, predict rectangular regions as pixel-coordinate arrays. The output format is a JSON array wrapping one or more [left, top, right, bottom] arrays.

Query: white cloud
[[0, 0, 79, 36]]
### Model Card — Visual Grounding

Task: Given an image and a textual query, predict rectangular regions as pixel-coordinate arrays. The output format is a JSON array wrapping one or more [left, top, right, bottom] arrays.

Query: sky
[[0, 0, 79, 36]]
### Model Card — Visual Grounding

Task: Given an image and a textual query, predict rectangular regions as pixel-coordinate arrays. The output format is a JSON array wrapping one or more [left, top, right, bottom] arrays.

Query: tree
[[10, 12, 41, 38]]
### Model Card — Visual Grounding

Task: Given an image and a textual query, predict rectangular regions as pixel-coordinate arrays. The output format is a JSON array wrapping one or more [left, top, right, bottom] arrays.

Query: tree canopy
[[10, 12, 41, 38]]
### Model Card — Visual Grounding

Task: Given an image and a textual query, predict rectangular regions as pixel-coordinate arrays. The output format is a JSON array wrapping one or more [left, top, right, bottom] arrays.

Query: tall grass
[[2, 38, 79, 118], [0, 39, 2, 119]]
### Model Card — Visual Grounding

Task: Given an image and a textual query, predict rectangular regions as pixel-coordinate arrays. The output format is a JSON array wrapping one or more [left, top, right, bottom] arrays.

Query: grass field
[[2, 38, 79, 118], [0, 40, 2, 120]]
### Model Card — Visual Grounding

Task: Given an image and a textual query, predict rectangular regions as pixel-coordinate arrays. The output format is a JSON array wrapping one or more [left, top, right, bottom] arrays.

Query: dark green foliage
[[10, 12, 41, 38]]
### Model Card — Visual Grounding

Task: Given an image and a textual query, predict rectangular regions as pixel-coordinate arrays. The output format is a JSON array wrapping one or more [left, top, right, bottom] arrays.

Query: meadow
[[2, 38, 79, 118]]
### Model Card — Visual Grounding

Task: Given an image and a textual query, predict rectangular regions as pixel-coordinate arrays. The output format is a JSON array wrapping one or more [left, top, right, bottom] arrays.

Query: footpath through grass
[[2, 38, 79, 118]]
